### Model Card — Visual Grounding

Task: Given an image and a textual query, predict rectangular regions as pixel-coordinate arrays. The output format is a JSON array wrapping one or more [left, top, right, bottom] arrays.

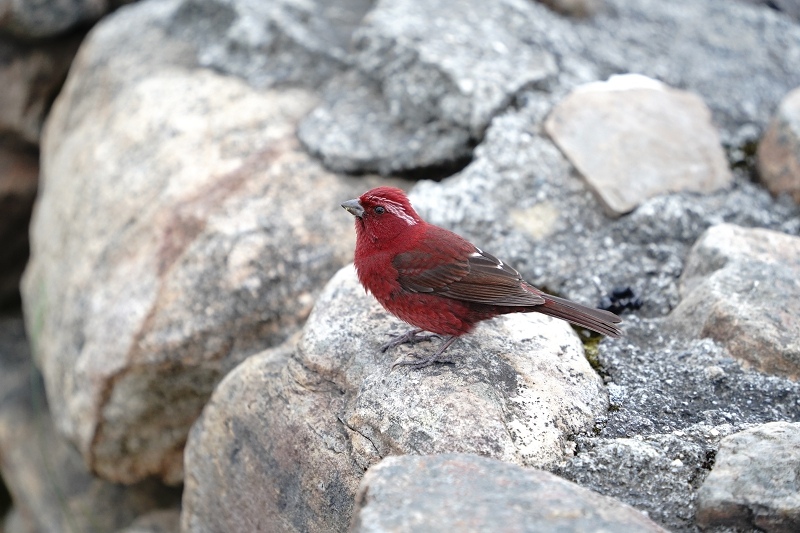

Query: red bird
[[341, 186, 622, 369]]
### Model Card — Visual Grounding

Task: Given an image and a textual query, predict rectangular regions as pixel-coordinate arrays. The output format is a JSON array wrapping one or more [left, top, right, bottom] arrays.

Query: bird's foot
[[380, 328, 439, 353], [390, 336, 459, 371]]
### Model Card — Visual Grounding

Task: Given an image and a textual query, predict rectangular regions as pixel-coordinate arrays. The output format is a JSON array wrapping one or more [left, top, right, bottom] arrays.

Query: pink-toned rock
[[758, 86, 800, 203], [669, 224, 800, 379], [22, 2, 380, 486], [545, 74, 732, 217]]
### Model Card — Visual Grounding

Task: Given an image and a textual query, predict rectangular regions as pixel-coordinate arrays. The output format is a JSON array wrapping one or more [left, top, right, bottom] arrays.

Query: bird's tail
[[535, 294, 622, 338]]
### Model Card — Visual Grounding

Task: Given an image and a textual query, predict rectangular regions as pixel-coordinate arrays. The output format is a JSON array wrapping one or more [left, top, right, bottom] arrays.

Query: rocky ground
[[2, 0, 800, 532]]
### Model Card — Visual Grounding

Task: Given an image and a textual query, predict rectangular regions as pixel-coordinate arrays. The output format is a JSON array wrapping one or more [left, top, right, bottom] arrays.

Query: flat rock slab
[[696, 422, 800, 532], [545, 74, 732, 216], [669, 223, 800, 379], [758, 86, 800, 203], [181, 265, 607, 532], [350, 454, 668, 532]]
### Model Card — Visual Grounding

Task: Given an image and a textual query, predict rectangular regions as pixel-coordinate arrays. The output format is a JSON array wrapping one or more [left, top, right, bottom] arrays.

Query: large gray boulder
[[21, 0, 377, 485], [182, 265, 608, 532]]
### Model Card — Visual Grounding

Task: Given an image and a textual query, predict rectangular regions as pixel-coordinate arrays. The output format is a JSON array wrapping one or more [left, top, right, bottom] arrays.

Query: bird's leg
[[391, 336, 459, 370], [380, 328, 439, 353]]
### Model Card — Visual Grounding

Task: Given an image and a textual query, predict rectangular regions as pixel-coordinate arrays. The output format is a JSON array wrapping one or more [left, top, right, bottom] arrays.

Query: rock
[[758, 86, 800, 203], [545, 75, 732, 217], [351, 454, 667, 533], [0, 316, 182, 532], [559, 425, 730, 531], [0, 0, 108, 39], [563, 313, 800, 531], [0, 145, 38, 308], [297, 71, 474, 175], [0, 35, 82, 144], [203, 0, 800, 177], [22, 0, 380, 485], [668, 224, 800, 379], [578, 0, 800, 136], [171, 0, 370, 88], [301, 0, 558, 175], [352, 0, 557, 138], [696, 422, 800, 532], [181, 264, 607, 532]]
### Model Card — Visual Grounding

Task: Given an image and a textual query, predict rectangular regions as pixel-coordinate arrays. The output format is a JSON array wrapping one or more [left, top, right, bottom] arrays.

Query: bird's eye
[[374, 206, 385, 215]]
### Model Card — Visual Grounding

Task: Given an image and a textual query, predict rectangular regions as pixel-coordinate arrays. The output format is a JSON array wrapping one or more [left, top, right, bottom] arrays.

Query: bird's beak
[[341, 199, 365, 218]]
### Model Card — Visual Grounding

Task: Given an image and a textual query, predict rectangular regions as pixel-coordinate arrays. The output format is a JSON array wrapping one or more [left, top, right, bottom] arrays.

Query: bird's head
[[341, 186, 423, 247]]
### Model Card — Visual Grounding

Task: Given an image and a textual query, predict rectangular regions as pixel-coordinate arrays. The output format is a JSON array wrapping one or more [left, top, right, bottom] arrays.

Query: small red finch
[[342, 186, 622, 369]]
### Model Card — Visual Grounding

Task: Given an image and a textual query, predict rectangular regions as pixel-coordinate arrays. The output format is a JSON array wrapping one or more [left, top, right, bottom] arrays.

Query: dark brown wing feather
[[393, 227, 545, 306]]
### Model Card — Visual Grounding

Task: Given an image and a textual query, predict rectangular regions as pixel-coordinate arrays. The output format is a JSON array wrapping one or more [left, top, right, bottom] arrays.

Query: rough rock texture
[[351, 454, 667, 533], [558, 316, 800, 531], [696, 422, 800, 532], [299, 0, 557, 175], [545, 75, 732, 216], [171, 0, 369, 88], [352, 0, 557, 134], [669, 224, 800, 379], [0, 316, 181, 533], [181, 265, 607, 532], [299, 0, 800, 176], [0, 0, 109, 39], [297, 71, 474, 176], [409, 97, 799, 322], [0, 146, 38, 308], [408, 93, 798, 532], [758, 86, 800, 203], [0, 35, 82, 144], [21, 0, 379, 485], [6, 0, 800, 530]]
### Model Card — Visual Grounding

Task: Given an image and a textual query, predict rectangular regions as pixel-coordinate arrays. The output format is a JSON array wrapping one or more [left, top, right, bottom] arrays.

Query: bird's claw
[[380, 329, 439, 353]]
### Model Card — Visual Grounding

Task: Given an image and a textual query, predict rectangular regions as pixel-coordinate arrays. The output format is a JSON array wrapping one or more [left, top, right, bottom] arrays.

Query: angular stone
[[0, 145, 37, 307], [181, 265, 607, 532], [545, 75, 732, 216], [351, 454, 668, 533], [559, 426, 730, 531], [352, 0, 557, 137], [298, 71, 473, 175], [0, 316, 181, 533], [22, 0, 378, 485], [171, 0, 371, 89], [758, 86, 800, 203], [669, 224, 800, 379], [696, 422, 800, 532]]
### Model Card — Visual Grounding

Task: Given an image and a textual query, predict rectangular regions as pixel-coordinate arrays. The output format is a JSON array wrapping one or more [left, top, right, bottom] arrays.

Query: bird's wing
[[393, 227, 545, 307]]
